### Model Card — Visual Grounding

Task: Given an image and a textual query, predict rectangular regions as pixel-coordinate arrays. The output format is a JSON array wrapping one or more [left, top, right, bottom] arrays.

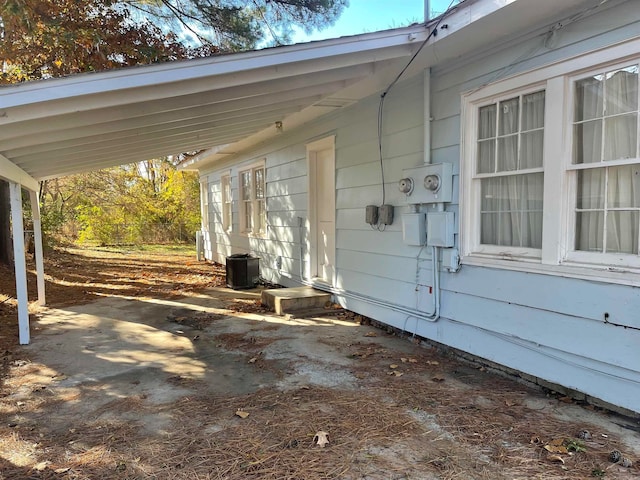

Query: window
[[200, 180, 209, 231], [476, 91, 545, 250], [221, 174, 232, 233], [571, 65, 640, 256], [462, 39, 640, 281], [239, 163, 266, 235]]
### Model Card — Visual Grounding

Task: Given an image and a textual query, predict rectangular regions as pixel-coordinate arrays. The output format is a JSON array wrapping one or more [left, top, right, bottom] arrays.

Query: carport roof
[[0, 0, 601, 188]]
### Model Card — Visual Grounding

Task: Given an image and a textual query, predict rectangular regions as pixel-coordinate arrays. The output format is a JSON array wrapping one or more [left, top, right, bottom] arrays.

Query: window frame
[[238, 160, 267, 237], [465, 83, 548, 260], [564, 60, 640, 269], [200, 179, 209, 232], [221, 173, 232, 233], [460, 37, 640, 284]]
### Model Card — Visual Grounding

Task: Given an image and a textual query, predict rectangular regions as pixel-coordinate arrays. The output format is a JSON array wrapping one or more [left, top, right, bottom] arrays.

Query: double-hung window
[[463, 40, 640, 281], [221, 174, 232, 233], [469, 89, 545, 257], [570, 64, 640, 260], [239, 162, 266, 236]]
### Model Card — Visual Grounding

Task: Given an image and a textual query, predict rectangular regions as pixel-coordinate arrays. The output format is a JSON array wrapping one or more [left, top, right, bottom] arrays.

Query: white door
[[308, 137, 336, 286]]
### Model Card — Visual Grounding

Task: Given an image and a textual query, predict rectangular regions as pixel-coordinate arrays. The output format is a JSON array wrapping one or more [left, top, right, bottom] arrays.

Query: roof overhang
[[0, 0, 608, 181]]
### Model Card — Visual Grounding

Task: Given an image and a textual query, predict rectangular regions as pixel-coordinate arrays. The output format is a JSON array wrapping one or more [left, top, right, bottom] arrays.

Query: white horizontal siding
[[197, 0, 640, 413]]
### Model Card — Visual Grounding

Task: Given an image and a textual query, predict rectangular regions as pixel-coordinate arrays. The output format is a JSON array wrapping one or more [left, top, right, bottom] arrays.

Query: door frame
[[306, 135, 336, 287]]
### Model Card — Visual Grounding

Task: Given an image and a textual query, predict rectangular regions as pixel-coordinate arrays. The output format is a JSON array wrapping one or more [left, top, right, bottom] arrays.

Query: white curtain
[[574, 66, 639, 254], [478, 91, 545, 248]]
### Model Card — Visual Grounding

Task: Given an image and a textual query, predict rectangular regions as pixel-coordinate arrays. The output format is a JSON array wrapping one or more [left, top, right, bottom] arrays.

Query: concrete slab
[[261, 286, 331, 315], [1, 288, 638, 479]]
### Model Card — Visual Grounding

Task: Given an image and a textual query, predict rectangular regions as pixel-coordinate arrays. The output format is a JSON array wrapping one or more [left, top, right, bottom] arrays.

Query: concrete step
[[261, 287, 331, 315]]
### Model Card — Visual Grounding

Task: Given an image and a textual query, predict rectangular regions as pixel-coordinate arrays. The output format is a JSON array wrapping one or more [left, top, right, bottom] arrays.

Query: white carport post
[[29, 189, 46, 306], [9, 182, 30, 344]]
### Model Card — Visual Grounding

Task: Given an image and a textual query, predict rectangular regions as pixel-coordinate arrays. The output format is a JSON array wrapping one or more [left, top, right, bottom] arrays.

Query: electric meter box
[[426, 211, 455, 247], [400, 163, 453, 204], [402, 213, 426, 245]]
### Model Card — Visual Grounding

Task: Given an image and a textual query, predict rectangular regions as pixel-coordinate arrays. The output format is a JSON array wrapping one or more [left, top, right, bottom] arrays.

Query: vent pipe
[[424, 0, 431, 22]]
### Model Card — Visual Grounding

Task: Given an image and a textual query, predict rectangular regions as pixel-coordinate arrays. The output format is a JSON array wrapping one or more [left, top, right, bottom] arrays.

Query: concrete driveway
[[1, 286, 638, 479]]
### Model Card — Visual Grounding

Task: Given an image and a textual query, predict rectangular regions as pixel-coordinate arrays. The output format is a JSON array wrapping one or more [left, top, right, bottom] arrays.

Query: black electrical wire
[[376, 0, 459, 210]]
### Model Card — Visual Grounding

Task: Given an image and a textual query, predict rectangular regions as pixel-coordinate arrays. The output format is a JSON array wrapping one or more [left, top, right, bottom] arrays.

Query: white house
[[1, 0, 638, 414], [183, 0, 640, 414]]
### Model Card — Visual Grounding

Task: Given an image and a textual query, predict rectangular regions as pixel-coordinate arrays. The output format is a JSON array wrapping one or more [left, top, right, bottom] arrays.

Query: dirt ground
[[0, 246, 639, 480]]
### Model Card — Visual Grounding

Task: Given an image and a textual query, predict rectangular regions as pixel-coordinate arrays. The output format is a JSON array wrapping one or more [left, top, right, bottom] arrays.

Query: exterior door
[[307, 137, 336, 286]]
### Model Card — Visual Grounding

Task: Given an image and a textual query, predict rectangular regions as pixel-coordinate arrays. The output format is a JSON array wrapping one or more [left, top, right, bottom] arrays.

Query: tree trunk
[[0, 180, 13, 266]]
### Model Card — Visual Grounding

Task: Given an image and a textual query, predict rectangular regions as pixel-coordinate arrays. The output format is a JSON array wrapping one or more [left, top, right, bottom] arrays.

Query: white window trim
[[221, 173, 232, 233], [238, 160, 266, 237], [466, 83, 547, 260], [200, 179, 209, 232], [461, 36, 640, 285]]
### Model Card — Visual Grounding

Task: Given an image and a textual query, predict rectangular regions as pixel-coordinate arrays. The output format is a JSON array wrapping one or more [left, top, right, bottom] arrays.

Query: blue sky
[[291, 0, 458, 43]]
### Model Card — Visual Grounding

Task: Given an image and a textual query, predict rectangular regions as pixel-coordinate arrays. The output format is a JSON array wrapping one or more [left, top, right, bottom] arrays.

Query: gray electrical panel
[[426, 211, 455, 247]]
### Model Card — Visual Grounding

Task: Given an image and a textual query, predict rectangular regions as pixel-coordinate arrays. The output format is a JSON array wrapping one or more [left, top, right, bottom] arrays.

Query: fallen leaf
[[54, 468, 70, 474], [33, 461, 50, 471], [389, 364, 399, 369], [548, 455, 565, 464], [550, 438, 565, 446], [426, 360, 439, 366], [544, 444, 569, 454], [314, 431, 330, 448], [248, 357, 257, 364], [364, 332, 377, 337], [432, 375, 445, 382], [505, 399, 517, 407], [235, 409, 250, 419], [393, 371, 404, 377], [408, 358, 418, 363], [558, 396, 573, 404], [400, 358, 408, 363]]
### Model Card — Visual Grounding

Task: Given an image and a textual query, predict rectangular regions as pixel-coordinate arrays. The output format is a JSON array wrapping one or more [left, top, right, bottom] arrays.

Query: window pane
[[603, 114, 637, 161], [521, 130, 544, 169], [577, 169, 605, 209], [608, 165, 640, 208], [575, 211, 604, 252], [575, 76, 603, 122], [245, 203, 253, 231], [605, 66, 638, 115], [257, 200, 266, 233], [499, 98, 519, 135], [573, 120, 602, 164], [522, 212, 543, 249], [481, 177, 500, 211], [241, 171, 251, 201], [254, 168, 265, 199], [478, 104, 496, 139], [606, 211, 639, 254], [477, 140, 495, 173], [497, 135, 518, 172], [480, 173, 543, 248], [522, 91, 545, 130]]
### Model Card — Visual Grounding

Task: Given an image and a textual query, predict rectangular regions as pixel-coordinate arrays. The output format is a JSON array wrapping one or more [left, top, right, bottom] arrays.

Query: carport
[[0, 0, 593, 343], [0, 24, 435, 344]]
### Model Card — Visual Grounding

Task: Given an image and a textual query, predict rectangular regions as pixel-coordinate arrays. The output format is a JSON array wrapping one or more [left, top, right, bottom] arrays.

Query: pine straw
[[139, 386, 425, 480], [357, 350, 639, 480]]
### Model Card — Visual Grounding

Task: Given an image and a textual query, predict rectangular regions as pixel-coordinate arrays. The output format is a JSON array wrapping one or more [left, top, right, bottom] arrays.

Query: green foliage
[[566, 439, 587, 453], [40, 160, 201, 246]]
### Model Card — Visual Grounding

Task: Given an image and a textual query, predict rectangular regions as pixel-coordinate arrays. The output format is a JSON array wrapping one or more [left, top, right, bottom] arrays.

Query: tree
[[0, 0, 346, 259], [127, 0, 348, 49], [0, 0, 347, 82], [0, 0, 218, 83]]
